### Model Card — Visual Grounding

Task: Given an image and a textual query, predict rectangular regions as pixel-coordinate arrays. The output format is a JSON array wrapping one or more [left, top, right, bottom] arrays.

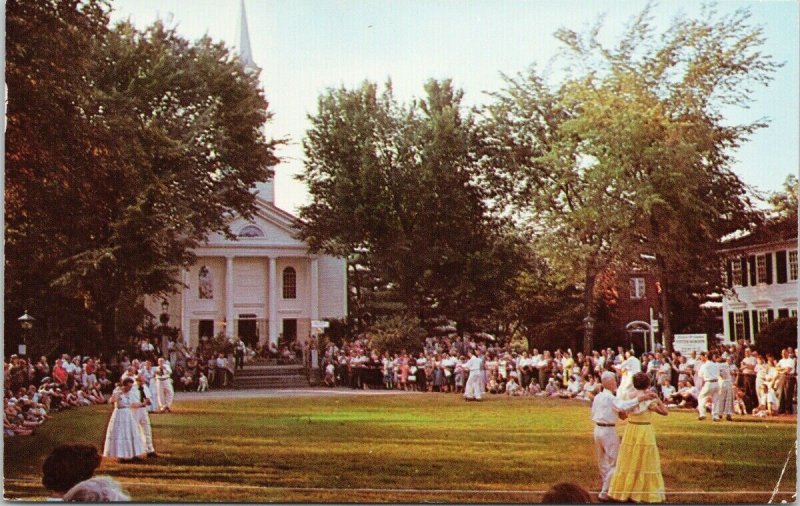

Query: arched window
[[198, 266, 214, 299], [239, 225, 264, 238], [282, 267, 297, 299]]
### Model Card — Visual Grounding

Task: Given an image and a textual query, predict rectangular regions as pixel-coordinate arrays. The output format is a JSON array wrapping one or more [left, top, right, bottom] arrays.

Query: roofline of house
[[718, 237, 798, 255]]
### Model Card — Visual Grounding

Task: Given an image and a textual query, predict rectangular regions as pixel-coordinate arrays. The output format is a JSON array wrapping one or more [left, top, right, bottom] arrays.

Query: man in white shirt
[[592, 371, 656, 501], [697, 352, 721, 421], [132, 374, 157, 457], [464, 349, 485, 401], [154, 358, 174, 413]]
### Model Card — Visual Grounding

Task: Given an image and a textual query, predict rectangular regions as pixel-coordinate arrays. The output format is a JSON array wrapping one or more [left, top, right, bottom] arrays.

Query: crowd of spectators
[[317, 334, 797, 416], [3, 333, 243, 437]]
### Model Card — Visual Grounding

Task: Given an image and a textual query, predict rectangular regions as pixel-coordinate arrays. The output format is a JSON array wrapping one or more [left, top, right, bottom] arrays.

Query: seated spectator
[[659, 378, 676, 403], [674, 380, 697, 408], [63, 476, 131, 502], [733, 387, 747, 415], [42, 444, 102, 500], [505, 376, 523, 396], [180, 370, 195, 392], [753, 383, 779, 417], [545, 378, 560, 397]]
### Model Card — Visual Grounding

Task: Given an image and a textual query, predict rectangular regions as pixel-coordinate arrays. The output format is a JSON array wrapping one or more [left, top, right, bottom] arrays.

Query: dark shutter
[[728, 312, 736, 340], [779, 308, 790, 319], [765, 254, 773, 284], [748, 256, 757, 285], [743, 311, 751, 340], [726, 260, 733, 288], [751, 309, 759, 335], [741, 257, 749, 286], [768, 309, 775, 323], [776, 250, 788, 284]]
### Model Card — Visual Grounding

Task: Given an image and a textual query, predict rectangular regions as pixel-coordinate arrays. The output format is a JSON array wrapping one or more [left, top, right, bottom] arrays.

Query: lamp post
[[583, 315, 595, 356], [159, 300, 170, 326], [17, 310, 35, 357]]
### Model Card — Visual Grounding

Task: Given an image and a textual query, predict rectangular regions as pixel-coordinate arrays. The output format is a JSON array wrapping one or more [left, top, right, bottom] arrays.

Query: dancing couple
[[592, 371, 668, 503]]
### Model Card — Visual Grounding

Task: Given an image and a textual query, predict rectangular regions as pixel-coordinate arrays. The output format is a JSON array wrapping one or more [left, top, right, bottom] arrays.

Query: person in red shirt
[[52, 360, 68, 386]]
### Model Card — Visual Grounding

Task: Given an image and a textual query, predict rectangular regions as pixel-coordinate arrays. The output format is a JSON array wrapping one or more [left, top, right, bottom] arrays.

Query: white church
[[146, 2, 347, 351]]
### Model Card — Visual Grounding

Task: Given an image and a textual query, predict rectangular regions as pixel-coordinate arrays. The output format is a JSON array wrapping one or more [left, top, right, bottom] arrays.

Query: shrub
[[367, 314, 426, 355], [755, 317, 797, 357]]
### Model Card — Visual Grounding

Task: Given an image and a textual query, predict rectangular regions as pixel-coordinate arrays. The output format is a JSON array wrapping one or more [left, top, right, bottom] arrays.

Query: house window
[[734, 313, 745, 340], [239, 225, 264, 238], [630, 277, 646, 300], [756, 255, 767, 284], [731, 260, 742, 286], [282, 267, 297, 299], [790, 251, 798, 281], [791, 309, 798, 319]]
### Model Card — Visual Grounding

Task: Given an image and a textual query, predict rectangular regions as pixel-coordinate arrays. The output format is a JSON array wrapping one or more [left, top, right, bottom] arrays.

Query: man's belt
[[595, 422, 616, 427], [705, 379, 718, 382]]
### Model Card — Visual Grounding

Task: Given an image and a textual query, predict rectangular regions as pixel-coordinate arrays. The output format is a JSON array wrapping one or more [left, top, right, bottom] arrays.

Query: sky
[[110, 0, 799, 215]]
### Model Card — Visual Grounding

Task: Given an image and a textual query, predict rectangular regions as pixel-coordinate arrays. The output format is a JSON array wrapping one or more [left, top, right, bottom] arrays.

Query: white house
[[720, 219, 798, 343], [145, 1, 347, 351]]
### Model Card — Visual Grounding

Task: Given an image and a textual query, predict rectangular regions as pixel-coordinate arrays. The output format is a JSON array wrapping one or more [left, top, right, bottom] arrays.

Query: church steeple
[[237, 0, 259, 74], [236, 0, 275, 203]]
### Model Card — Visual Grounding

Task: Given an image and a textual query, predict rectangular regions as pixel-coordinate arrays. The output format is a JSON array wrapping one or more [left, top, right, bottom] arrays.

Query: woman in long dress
[[608, 372, 668, 503], [103, 378, 147, 461]]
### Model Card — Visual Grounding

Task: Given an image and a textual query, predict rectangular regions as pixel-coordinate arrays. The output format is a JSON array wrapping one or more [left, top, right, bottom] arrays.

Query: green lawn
[[4, 393, 796, 503]]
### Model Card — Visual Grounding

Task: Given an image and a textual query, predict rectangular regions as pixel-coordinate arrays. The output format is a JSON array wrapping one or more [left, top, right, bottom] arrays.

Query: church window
[[283, 267, 297, 299], [239, 225, 264, 238]]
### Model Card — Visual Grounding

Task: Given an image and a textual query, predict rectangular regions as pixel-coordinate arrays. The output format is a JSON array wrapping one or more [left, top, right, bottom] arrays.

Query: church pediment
[[203, 200, 305, 247]]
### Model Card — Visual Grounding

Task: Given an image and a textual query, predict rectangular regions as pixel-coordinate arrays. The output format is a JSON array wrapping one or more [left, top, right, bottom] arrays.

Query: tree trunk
[[582, 269, 596, 356], [348, 262, 362, 331], [656, 255, 673, 353]]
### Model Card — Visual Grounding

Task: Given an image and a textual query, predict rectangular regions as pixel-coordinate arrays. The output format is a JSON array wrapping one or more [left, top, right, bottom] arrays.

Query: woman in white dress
[[103, 378, 147, 461]]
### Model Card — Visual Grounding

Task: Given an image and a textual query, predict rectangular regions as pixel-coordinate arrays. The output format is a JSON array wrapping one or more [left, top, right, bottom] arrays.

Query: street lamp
[[17, 310, 35, 357], [159, 299, 170, 326], [583, 315, 595, 356]]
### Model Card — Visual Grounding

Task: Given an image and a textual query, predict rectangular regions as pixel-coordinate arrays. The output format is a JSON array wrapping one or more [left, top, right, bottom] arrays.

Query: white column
[[181, 268, 190, 346], [310, 257, 319, 321], [225, 256, 234, 338], [268, 256, 278, 345]]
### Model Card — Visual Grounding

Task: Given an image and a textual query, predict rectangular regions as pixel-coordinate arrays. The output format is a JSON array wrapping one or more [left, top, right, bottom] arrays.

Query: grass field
[[4, 392, 796, 503]]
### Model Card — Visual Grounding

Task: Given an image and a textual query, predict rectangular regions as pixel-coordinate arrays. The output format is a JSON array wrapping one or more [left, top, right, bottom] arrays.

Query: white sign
[[17, 344, 26, 356], [311, 320, 330, 329], [651, 320, 660, 332], [673, 334, 708, 354]]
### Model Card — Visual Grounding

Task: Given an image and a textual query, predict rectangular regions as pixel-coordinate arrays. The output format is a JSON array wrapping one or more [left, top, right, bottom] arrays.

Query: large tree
[[298, 79, 522, 332], [552, 3, 775, 351], [480, 69, 637, 354], [6, 1, 279, 353]]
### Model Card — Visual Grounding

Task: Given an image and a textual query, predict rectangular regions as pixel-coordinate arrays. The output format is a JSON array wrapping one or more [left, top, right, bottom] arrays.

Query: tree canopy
[[5, 0, 279, 353]]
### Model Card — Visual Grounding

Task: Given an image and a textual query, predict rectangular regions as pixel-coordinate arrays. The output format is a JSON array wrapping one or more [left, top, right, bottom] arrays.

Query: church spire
[[237, 0, 258, 73]]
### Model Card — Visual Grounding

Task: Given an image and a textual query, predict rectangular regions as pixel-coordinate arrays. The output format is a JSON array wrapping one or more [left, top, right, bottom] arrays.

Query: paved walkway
[[175, 387, 422, 401]]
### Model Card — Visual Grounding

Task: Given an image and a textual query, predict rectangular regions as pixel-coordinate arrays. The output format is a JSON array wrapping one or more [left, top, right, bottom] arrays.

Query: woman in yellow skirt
[[608, 372, 668, 503]]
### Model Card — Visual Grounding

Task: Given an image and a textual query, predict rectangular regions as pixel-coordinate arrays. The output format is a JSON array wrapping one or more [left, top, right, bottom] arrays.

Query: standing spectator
[[776, 348, 795, 414]]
